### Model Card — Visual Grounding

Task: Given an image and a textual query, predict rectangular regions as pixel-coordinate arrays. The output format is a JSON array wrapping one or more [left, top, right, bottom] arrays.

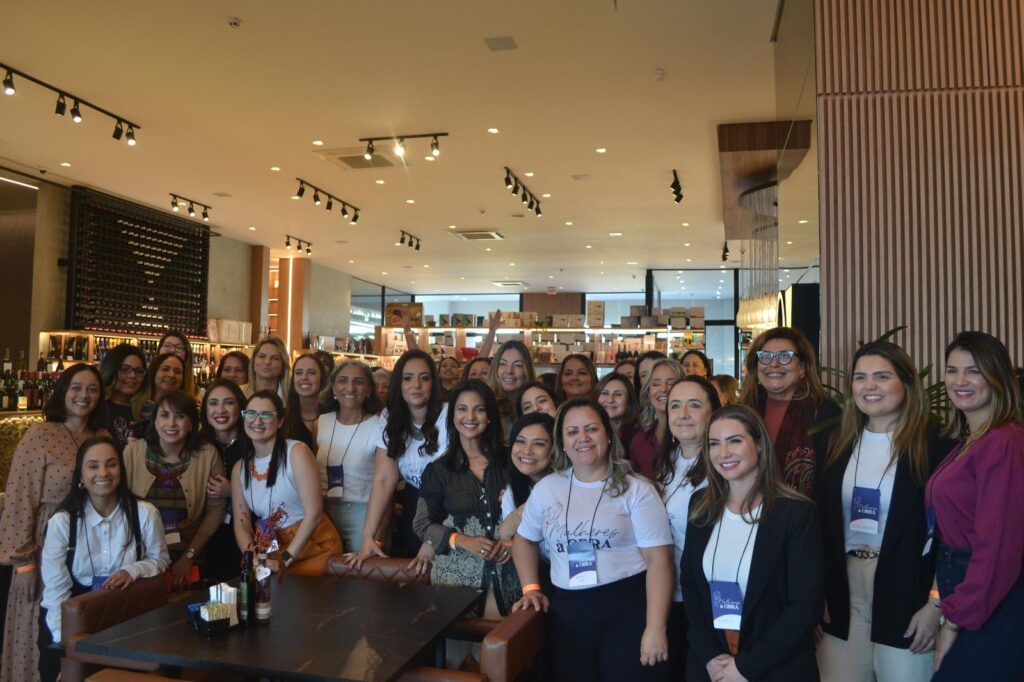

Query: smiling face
[[453, 390, 489, 440], [467, 359, 490, 381], [400, 358, 433, 409], [852, 354, 907, 430], [219, 356, 248, 385], [65, 369, 102, 420], [497, 348, 527, 393], [561, 406, 610, 472], [254, 343, 285, 382], [667, 382, 714, 447], [598, 378, 630, 420], [682, 354, 708, 378], [154, 356, 185, 394], [205, 386, 241, 435], [113, 354, 145, 399], [945, 348, 994, 423], [292, 357, 322, 398], [520, 386, 558, 418], [561, 359, 593, 399], [708, 418, 760, 488], [243, 396, 280, 444], [154, 400, 191, 447], [511, 423, 553, 479], [756, 338, 803, 400], [438, 358, 460, 387], [81, 442, 122, 502], [648, 364, 679, 416], [334, 365, 371, 411], [159, 335, 188, 361]]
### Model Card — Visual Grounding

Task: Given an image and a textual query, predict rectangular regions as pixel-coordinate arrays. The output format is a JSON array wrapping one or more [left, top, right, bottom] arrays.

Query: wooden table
[[76, 574, 482, 681]]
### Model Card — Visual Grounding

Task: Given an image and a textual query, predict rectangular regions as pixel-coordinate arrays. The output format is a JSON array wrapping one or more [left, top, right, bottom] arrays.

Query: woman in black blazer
[[817, 342, 952, 680], [681, 404, 823, 682]]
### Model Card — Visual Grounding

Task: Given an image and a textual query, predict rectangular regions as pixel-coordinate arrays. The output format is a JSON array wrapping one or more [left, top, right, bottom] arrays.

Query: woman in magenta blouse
[[926, 331, 1024, 679]]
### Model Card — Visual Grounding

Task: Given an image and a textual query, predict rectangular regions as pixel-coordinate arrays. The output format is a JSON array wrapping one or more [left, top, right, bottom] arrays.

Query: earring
[[78, 481, 85, 489]]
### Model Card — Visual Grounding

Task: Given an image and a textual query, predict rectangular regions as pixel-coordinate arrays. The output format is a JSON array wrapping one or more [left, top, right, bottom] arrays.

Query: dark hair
[[99, 343, 147, 392], [199, 379, 247, 442], [439, 380, 506, 472], [145, 353, 186, 402], [461, 357, 491, 382], [613, 359, 636, 376], [552, 399, 633, 497], [44, 364, 106, 430], [653, 376, 721, 488], [144, 389, 203, 455], [324, 360, 382, 416], [282, 353, 328, 442], [507, 412, 555, 507], [596, 372, 641, 450], [384, 350, 444, 460], [56, 436, 142, 557], [242, 390, 289, 487], [555, 354, 598, 401], [515, 381, 562, 418], [216, 350, 250, 384], [313, 350, 336, 375], [943, 331, 1024, 441], [680, 350, 712, 377], [158, 330, 195, 395], [635, 350, 668, 396]]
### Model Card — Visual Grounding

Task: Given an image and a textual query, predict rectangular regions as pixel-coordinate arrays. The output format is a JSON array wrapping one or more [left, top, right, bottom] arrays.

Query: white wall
[[308, 262, 352, 336], [207, 235, 252, 322]]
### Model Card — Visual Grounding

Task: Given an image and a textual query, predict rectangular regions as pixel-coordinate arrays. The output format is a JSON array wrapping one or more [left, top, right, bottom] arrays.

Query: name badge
[[850, 486, 881, 534], [161, 509, 182, 545], [710, 580, 744, 629], [326, 465, 345, 498], [91, 575, 109, 591], [567, 539, 598, 587], [923, 507, 936, 556]]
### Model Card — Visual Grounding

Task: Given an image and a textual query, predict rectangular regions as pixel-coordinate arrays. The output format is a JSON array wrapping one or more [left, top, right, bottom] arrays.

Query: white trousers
[[817, 555, 934, 682]]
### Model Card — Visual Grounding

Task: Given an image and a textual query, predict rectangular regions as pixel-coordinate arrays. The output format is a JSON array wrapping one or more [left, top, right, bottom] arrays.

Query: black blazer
[[817, 426, 954, 648], [681, 493, 823, 682]]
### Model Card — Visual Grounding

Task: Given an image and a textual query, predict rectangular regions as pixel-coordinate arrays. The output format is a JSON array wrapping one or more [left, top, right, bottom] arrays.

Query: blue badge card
[[326, 464, 345, 498], [91, 575, 109, 591], [923, 507, 936, 556], [710, 580, 744, 629], [160, 509, 182, 545], [850, 486, 881, 533], [567, 539, 598, 587]]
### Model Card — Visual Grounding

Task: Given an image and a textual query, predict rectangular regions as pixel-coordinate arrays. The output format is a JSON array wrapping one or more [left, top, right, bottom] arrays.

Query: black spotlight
[[70, 99, 82, 123], [112, 120, 124, 140], [296, 182, 306, 198], [415, 239, 421, 252], [202, 207, 210, 222], [313, 191, 321, 206], [54, 93, 67, 116], [350, 210, 360, 225], [363, 141, 374, 161], [504, 169, 513, 189], [126, 126, 136, 146], [326, 197, 333, 211], [188, 202, 196, 217]]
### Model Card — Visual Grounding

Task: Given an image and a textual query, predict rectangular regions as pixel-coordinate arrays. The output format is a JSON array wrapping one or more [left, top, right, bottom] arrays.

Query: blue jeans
[[932, 544, 1024, 680]]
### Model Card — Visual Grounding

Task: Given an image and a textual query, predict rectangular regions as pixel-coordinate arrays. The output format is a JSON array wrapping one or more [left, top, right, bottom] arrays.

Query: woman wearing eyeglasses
[[231, 391, 342, 575], [98, 343, 148, 452], [739, 327, 840, 497]]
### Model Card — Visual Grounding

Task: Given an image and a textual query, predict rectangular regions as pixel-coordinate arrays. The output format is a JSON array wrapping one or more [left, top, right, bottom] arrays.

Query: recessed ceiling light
[[565, 221, 573, 226], [382, 271, 388, 275], [312, 140, 324, 146], [424, 156, 434, 162], [375, 179, 385, 185], [448, 225, 456, 229], [270, 166, 281, 172], [291, 195, 301, 200], [542, 193, 551, 198], [348, 259, 355, 263], [599, 261, 605, 265], [686, 258, 692, 262], [779, 256, 784, 260], [410, 281, 416, 284], [559, 286, 564, 290], [460, 276, 465, 280], [627, 261, 638, 265], [720, 264, 726, 268], [524, 172, 534, 177], [549, 275, 554, 279], [595, 148, 607, 154], [585, 245, 592, 249], [609, 232, 623, 237], [248, 226, 256, 231], [677, 270, 683, 273], [683, 242, 690, 247], [798, 219, 809, 224], [719, 279, 724, 283], [60, 162, 71, 167], [485, 247, 492, 252], [423, 264, 430, 268], [786, 240, 794, 245], [405, 199, 415, 204], [600, 271, 605, 275], [487, 128, 500, 134], [509, 262, 515, 266], [784, 269, 790, 273], [394, 241, 402, 246], [682, 222, 689, 227]]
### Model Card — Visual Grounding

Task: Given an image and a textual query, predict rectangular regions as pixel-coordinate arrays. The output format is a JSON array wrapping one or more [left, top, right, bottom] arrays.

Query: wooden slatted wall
[[815, 0, 1024, 373]]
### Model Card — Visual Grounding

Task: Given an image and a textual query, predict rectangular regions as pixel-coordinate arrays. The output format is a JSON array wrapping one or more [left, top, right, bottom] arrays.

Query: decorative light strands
[[291, 178, 361, 224], [168, 193, 213, 223], [503, 167, 542, 217]]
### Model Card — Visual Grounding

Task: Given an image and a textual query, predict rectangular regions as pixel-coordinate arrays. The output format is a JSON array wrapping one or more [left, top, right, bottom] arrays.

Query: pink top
[[924, 422, 1024, 630]]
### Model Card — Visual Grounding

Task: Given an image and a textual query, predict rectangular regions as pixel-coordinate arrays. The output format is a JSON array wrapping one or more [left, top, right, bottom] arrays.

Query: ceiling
[[0, 0, 819, 296]]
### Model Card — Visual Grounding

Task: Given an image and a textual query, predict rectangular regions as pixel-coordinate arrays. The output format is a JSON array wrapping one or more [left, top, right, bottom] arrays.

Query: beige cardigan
[[123, 440, 227, 546]]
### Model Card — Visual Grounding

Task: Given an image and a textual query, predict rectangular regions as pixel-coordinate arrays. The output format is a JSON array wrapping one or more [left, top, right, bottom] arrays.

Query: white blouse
[[662, 448, 706, 602], [373, 404, 449, 489], [316, 413, 382, 503]]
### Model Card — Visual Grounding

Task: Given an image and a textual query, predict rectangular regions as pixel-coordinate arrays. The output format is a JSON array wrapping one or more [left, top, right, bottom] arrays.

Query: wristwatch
[[280, 550, 293, 567], [185, 548, 196, 560]]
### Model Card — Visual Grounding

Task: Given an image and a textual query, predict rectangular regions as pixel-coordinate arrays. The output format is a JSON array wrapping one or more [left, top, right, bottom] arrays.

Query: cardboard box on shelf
[[621, 315, 640, 328], [689, 316, 705, 329], [552, 314, 570, 328], [568, 314, 585, 328], [586, 300, 606, 327], [657, 315, 670, 326], [439, 314, 451, 327], [688, 306, 705, 317], [629, 305, 646, 316], [385, 303, 423, 327]]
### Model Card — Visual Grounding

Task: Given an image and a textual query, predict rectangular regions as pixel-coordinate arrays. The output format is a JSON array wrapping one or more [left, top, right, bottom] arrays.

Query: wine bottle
[[1, 349, 11, 375], [240, 551, 256, 626]]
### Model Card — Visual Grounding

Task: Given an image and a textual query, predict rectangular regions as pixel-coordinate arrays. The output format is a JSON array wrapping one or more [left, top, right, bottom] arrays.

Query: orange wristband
[[929, 589, 940, 601], [448, 533, 460, 549], [15, 564, 36, 574], [522, 583, 542, 594]]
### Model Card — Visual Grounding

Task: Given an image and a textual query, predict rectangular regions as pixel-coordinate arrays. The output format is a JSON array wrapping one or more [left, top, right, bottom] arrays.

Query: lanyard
[[710, 513, 756, 584], [852, 434, 894, 491], [564, 470, 607, 549], [325, 415, 363, 467], [663, 447, 697, 506]]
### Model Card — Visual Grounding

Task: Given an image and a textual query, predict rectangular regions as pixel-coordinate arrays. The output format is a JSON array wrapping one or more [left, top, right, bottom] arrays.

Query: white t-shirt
[[373, 404, 449, 489], [518, 468, 672, 590], [842, 429, 897, 551], [316, 413, 382, 503], [501, 484, 549, 560], [242, 440, 307, 525], [702, 505, 761, 599], [662, 448, 706, 602]]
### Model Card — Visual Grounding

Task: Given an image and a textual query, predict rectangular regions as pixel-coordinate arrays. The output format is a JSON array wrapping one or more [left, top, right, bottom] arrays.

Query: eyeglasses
[[118, 365, 146, 377], [242, 410, 277, 422], [756, 350, 798, 365], [160, 342, 186, 353]]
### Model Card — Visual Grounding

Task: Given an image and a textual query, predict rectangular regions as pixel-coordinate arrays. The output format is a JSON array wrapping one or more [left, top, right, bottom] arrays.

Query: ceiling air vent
[[491, 280, 529, 288], [317, 147, 404, 170], [450, 230, 505, 241]]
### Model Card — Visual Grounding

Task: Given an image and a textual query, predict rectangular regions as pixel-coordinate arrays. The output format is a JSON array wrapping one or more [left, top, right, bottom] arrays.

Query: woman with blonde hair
[[739, 326, 840, 497], [243, 335, 289, 401], [630, 358, 683, 479], [487, 340, 536, 437]]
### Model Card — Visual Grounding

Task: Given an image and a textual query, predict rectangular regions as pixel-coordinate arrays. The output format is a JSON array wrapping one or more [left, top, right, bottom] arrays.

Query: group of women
[[1, 325, 1021, 682]]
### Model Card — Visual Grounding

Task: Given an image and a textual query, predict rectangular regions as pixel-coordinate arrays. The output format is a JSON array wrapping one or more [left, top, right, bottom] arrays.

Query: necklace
[[63, 423, 84, 448], [249, 457, 270, 482], [302, 415, 317, 424]]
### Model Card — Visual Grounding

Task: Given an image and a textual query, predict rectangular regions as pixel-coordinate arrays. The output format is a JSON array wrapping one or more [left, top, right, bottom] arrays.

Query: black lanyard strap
[[852, 434, 895, 491], [710, 512, 756, 584], [565, 470, 607, 550]]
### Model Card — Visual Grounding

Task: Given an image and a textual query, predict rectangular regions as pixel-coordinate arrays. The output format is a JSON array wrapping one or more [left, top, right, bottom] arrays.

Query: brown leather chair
[[61, 576, 168, 682], [325, 554, 432, 585]]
